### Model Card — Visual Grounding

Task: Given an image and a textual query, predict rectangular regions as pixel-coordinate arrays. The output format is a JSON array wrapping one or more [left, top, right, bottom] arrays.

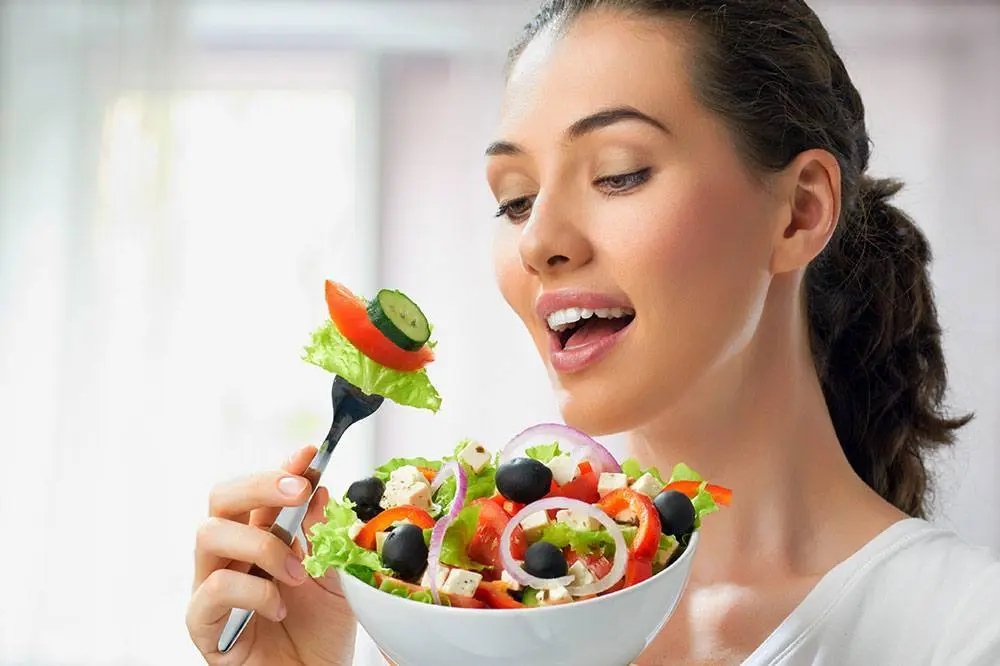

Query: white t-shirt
[[744, 518, 1000, 665]]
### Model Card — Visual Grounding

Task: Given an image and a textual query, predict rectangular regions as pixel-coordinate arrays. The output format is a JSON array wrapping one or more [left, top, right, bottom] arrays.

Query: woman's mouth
[[541, 302, 636, 374]]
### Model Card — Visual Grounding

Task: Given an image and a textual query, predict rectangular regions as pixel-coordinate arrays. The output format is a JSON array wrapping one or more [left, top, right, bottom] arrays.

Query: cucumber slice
[[367, 289, 430, 351]]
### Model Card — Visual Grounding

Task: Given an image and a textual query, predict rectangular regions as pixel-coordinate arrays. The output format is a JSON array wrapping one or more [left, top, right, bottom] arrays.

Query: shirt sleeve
[[932, 562, 1000, 665]]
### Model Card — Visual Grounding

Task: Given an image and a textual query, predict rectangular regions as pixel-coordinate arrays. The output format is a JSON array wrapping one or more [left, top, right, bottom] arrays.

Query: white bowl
[[338, 531, 699, 666]]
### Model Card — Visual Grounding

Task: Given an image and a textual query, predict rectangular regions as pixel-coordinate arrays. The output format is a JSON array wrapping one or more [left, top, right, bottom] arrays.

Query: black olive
[[354, 503, 383, 522], [346, 476, 385, 507], [653, 490, 696, 539], [381, 523, 429, 582], [523, 541, 568, 579], [496, 457, 553, 504]]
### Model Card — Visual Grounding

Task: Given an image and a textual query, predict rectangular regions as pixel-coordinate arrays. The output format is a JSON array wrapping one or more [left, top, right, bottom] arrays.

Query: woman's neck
[[626, 283, 906, 585]]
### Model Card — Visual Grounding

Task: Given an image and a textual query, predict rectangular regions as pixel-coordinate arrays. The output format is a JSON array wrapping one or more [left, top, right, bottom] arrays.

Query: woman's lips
[[548, 317, 634, 374]]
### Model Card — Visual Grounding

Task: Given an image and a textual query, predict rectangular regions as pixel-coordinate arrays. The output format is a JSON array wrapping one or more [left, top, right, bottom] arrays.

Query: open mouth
[[547, 307, 636, 351]]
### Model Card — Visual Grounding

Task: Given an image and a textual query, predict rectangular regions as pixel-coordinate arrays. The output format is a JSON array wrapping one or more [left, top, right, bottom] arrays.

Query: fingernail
[[286, 555, 307, 583], [276, 600, 287, 621], [278, 476, 307, 497]]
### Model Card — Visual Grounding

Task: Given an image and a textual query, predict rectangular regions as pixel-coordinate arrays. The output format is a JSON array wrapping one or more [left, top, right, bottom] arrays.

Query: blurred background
[[0, 0, 997, 664]]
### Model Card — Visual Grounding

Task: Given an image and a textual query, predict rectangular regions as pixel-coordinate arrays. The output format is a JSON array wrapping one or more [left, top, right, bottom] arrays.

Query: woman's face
[[487, 11, 784, 435]]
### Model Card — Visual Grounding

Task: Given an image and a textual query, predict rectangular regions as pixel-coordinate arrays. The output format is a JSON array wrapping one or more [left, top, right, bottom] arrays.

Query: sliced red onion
[[500, 423, 621, 475], [499, 497, 627, 595], [426, 461, 467, 605]]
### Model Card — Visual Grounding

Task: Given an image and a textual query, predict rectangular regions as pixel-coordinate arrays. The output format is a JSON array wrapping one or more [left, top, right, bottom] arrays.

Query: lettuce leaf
[[373, 457, 442, 482], [378, 578, 435, 605], [620, 457, 665, 485], [303, 498, 386, 578], [438, 439, 498, 508], [666, 463, 719, 527], [667, 463, 702, 484], [425, 504, 489, 571], [303, 320, 442, 412], [524, 441, 561, 464], [537, 522, 617, 556]]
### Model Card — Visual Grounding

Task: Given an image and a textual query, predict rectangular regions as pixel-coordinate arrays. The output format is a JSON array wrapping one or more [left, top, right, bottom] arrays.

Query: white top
[[744, 518, 1000, 665]]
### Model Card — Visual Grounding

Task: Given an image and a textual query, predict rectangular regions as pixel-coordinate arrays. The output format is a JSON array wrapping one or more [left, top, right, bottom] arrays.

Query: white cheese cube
[[616, 508, 638, 525], [568, 560, 596, 588], [538, 585, 572, 606], [390, 465, 430, 487], [500, 568, 522, 592], [520, 511, 550, 540], [420, 565, 451, 589], [440, 568, 482, 598], [630, 472, 663, 498], [556, 509, 601, 532], [548, 455, 579, 486], [458, 440, 492, 474], [654, 540, 680, 567], [380, 480, 433, 512], [598, 472, 629, 497], [347, 519, 365, 541], [375, 531, 390, 554]]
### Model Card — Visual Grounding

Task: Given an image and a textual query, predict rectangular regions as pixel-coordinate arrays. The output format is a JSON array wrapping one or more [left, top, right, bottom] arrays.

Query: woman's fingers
[[208, 469, 312, 523], [187, 568, 287, 633], [194, 517, 308, 589]]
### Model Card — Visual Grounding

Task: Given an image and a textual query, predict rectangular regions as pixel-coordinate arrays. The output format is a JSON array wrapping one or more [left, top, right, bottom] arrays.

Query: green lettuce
[[303, 320, 442, 412], [378, 578, 435, 605], [524, 441, 562, 464], [620, 457, 665, 485], [666, 463, 720, 527], [373, 457, 442, 482], [303, 498, 386, 579], [537, 522, 617, 556], [438, 439, 498, 508], [424, 504, 489, 571], [521, 588, 540, 607]]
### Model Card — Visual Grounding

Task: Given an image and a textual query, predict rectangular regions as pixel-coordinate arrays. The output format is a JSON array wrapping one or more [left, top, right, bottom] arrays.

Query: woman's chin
[[554, 383, 649, 437]]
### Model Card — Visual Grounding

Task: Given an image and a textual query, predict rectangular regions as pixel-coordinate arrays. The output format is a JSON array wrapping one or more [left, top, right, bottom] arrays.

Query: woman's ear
[[769, 149, 842, 275]]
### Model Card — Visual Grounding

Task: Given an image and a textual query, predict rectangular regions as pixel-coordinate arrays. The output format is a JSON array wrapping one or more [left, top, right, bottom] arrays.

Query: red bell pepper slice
[[473, 581, 526, 609], [324, 280, 435, 372], [596, 488, 661, 561], [663, 480, 733, 507], [416, 467, 437, 483], [354, 505, 435, 550]]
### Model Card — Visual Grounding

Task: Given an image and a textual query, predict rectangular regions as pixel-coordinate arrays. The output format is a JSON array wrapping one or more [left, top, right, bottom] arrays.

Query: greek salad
[[300, 280, 731, 609]]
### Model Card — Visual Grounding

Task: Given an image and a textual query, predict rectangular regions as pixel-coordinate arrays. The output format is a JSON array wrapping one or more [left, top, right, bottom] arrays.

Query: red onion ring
[[426, 461, 467, 605], [499, 497, 627, 595], [500, 423, 621, 475]]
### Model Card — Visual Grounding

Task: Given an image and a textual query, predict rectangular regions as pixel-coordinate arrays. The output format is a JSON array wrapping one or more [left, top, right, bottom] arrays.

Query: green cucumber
[[367, 289, 430, 351]]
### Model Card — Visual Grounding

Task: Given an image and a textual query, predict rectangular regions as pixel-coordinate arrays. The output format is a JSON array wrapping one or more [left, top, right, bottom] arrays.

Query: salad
[[299, 280, 731, 609]]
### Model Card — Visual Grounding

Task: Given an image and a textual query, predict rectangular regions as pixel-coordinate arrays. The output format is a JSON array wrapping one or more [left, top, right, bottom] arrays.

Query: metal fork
[[217, 374, 384, 654]]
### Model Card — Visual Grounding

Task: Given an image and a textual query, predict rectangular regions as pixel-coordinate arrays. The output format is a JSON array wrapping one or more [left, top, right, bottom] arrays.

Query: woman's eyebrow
[[485, 105, 669, 157]]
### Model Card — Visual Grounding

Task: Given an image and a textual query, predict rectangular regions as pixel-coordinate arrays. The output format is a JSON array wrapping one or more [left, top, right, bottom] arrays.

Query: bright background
[[1, 1, 997, 664]]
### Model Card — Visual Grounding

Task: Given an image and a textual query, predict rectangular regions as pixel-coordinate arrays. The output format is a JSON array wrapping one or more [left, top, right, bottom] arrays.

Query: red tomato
[[324, 280, 434, 372], [566, 551, 613, 581], [467, 498, 527, 572], [473, 581, 525, 609], [354, 505, 435, 551], [487, 492, 524, 518], [373, 573, 487, 608], [663, 480, 733, 506], [544, 461, 600, 517]]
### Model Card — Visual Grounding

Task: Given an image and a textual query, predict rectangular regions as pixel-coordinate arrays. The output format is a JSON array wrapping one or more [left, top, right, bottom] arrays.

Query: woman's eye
[[495, 196, 535, 223], [595, 167, 652, 195]]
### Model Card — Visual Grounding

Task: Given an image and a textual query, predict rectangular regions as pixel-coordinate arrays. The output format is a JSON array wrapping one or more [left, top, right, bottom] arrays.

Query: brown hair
[[508, 0, 972, 518]]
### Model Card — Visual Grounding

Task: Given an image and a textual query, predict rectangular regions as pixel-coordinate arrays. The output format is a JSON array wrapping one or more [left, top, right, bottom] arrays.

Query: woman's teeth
[[546, 306, 635, 332]]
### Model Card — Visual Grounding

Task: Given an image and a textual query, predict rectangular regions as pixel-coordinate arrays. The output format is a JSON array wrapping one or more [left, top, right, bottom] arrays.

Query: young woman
[[185, 1, 1000, 664]]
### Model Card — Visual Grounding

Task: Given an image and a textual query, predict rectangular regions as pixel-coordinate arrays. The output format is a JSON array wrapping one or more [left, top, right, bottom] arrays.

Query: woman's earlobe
[[770, 150, 841, 274]]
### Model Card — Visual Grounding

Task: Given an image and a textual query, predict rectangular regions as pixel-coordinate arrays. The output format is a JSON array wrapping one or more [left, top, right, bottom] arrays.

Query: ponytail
[[806, 177, 973, 517]]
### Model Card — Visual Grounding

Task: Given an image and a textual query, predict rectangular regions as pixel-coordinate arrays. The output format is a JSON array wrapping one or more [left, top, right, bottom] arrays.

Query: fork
[[217, 374, 385, 654]]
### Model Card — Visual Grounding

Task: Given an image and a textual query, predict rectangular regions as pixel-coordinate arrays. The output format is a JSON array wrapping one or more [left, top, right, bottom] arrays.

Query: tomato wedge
[[663, 480, 733, 506], [324, 280, 434, 372], [467, 498, 527, 574], [596, 488, 661, 561], [474, 581, 525, 609], [566, 551, 613, 581], [373, 573, 487, 608], [354, 505, 435, 550], [549, 461, 600, 504]]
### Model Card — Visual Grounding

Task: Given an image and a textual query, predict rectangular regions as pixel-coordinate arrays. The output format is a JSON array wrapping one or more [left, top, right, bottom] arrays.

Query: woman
[[185, 1, 1000, 664]]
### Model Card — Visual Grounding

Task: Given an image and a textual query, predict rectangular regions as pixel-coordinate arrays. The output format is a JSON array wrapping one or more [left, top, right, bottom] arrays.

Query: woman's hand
[[186, 446, 358, 666]]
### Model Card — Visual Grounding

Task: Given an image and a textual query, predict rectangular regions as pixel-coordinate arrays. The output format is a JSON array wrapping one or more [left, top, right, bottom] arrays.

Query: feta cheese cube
[[380, 480, 433, 512], [440, 568, 482, 598], [390, 465, 430, 487], [598, 472, 629, 497], [458, 440, 492, 474], [500, 568, 522, 592], [420, 565, 451, 590], [568, 560, 596, 588], [375, 531, 390, 554], [548, 454, 578, 486], [347, 519, 365, 541], [519, 511, 550, 539], [538, 585, 572, 606], [630, 472, 663, 498], [654, 540, 680, 567], [556, 509, 601, 532]]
